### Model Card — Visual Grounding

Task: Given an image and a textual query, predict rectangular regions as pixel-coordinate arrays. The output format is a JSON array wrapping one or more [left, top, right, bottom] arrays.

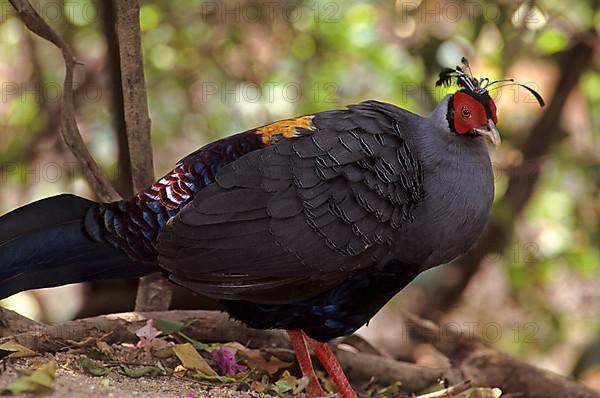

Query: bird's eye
[[461, 107, 471, 118]]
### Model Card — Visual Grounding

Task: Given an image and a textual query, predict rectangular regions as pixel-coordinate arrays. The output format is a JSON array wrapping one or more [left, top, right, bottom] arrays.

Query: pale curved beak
[[473, 119, 501, 147]]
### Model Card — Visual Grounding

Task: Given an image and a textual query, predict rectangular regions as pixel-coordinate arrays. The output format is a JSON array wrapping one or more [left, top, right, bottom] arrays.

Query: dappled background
[[0, 0, 598, 390]]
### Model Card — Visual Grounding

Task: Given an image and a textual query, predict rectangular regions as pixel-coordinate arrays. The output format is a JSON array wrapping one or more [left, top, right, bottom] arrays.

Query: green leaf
[[176, 331, 208, 351], [79, 356, 110, 377], [374, 382, 403, 397], [191, 372, 239, 383], [271, 378, 294, 394], [269, 371, 302, 396], [121, 365, 162, 378], [155, 319, 186, 335], [2, 359, 56, 395]]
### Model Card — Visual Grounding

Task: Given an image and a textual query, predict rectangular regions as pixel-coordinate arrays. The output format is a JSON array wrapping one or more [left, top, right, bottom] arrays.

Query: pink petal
[[211, 347, 247, 376], [135, 319, 161, 339]]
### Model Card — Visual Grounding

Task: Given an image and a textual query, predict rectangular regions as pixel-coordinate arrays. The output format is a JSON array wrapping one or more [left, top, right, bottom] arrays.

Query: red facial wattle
[[452, 91, 488, 135], [489, 98, 498, 124]]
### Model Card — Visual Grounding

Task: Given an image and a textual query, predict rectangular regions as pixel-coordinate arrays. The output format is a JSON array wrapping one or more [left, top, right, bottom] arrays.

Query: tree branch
[[1, 310, 597, 397], [113, 0, 154, 191], [100, 0, 133, 199], [0, 308, 43, 337], [0, 310, 458, 392], [404, 313, 600, 398], [8, 0, 120, 202]]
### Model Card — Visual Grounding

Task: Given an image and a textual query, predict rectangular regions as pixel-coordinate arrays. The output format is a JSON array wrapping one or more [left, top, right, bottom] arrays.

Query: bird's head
[[436, 58, 545, 147]]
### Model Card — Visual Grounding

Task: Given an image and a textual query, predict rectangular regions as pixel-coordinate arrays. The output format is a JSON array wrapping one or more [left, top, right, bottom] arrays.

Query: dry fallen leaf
[[2, 359, 56, 395], [220, 342, 247, 354], [95, 341, 113, 359], [173, 365, 187, 378], [172, 343, 217, 376], [465, 387, 503, 398], [239, 348, 292, 375], [250, 375, 270, 393], [0, 341, 37, 359]]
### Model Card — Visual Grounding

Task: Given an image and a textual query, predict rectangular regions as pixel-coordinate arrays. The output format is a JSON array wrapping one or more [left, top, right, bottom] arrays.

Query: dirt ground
[[0, 354, 262, 398]]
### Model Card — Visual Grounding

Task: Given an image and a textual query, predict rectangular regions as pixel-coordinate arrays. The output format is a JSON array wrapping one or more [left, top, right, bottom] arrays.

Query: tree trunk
[[112, 0, 173, 312]]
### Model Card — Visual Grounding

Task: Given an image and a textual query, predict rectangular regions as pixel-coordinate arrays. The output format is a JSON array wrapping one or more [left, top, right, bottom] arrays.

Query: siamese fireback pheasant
[[0, 59, 543, 397]]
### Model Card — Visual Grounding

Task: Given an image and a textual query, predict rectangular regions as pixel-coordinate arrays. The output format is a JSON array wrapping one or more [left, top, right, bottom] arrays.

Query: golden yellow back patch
[[256, 115, 315, 145]]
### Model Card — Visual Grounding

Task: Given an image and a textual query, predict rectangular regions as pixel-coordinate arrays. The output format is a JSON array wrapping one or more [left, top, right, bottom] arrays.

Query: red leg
[[287, 330, 326, 397], [308, 337, 357, 398]]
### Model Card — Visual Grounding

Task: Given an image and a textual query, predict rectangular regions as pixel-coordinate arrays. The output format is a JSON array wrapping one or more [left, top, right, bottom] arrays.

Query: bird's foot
[[287, 330, 358, 398], [287, 330, 327, 397], [308, 337, 358, 398]]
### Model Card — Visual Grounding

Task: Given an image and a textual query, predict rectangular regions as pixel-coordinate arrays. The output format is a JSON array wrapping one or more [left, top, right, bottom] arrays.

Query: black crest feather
[[436, 67, 460, 88], [435, 58, 545, 107]]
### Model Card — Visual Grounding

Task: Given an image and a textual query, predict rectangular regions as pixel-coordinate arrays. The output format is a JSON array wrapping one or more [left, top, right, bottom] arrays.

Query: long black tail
[[0, 194, 156, 300]]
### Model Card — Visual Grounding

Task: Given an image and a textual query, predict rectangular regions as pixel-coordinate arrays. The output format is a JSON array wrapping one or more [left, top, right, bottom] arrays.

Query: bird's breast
[[392, 151, 494, 269]]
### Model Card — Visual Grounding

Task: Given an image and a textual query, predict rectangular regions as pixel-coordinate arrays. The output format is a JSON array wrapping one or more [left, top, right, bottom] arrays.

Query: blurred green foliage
[[0, 0, 598, 377]]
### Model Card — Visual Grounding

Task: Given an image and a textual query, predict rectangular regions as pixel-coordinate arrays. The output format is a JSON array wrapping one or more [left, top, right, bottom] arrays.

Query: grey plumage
[[157, 97, 494, 305]]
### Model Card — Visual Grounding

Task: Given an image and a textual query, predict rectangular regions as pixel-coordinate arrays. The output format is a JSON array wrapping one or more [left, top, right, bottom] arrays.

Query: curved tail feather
[[0, 194, 156, 300]]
